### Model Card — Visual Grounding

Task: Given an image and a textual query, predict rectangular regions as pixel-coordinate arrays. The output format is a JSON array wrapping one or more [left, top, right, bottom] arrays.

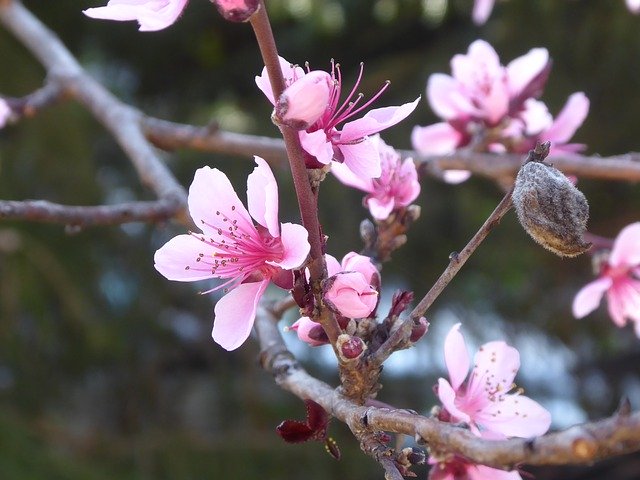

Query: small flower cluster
[[430, 324, 551, 480], [412, 40, 588, 183], [472, 0, 640, 25], [573, 222, 640, 337]]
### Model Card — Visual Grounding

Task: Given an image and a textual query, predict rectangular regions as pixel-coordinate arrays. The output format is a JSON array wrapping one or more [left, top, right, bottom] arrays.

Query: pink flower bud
[[289, 317, 329, 347], [409, 316, 429, 343], [211, 0, 259, 22], [336, 334, 366, 361], [324, 271, 378, 319], [274, 71, 332, 130]]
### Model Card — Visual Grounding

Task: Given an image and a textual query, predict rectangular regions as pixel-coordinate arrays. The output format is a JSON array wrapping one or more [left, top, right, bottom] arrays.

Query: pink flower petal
[[340, 98, 420, 142], [444, 323, 470, 391], [606, 283, 629, 328], [470, 341, 520, 395], [609, 222, 640, 268], [452, 40, 501, 85], [541, 92, 589, 144], [506, 48, 549, 97], [212, 279, 269, 350], [470, 465, 522, 480], [154, 233, 217, 281], [276, 70, 332, 130], [366, 197, 395, 220], [300, 129, 334, 165], [325, 271, 377, 318], [255, 56, 305, 105], [471, 0, 496, 25], [331, 162, 373, 193], [572, 277, 612, 318], [428, 74, 468, 120], [341, 252, 379, 284], [187, 166, 253, 237], [437, 378, 471, 424], [325, 254, 341, 277], [480, 82, 509, 124], [411, 122, 463, 155], [627, 0, 640, 13], [83, 0, 188, 32], [338, 138, 382, 179], [443, 170, 472, 184], [475, 394, 551, 438], [247, 156, 280, 238], [271, 223, 310, 270]]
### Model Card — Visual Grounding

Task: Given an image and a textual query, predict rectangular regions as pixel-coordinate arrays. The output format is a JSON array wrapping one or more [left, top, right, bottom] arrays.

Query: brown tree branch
[[0, 0, 188, 226], [256, 305, 640, 472], [0, 198, 179, 227]]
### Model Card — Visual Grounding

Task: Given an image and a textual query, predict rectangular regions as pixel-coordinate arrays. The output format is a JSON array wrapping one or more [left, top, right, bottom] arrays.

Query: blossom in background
[[289, 316, 328, 346], [428, 452, 521, 480], [437, 323, 551, 438], [154, 157, 310, 351], [0, 98, 10, 128], [472, 0, 639, 24], [573, 222, 640, 337], [332, 135, 420, 221], [83, 0, 189, 31], [412, 40, 588, 183], [256, 56, 419, 179]]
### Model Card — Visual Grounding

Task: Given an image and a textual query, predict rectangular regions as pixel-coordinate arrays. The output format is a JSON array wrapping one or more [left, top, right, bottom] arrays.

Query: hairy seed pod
[[512, 143, 591, 257]]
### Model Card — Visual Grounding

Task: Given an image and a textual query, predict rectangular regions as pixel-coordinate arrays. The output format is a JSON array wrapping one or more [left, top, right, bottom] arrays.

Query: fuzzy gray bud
[[512, 142, 591, 257]]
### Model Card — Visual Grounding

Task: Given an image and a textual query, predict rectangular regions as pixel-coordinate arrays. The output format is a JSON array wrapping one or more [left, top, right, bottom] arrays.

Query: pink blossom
[[332, 135, 420, 221], [428, 453, 521, 480], [573, 222, 640, 337], [256, 57, 419, 179], [288, 317, 328, 346], [154, 157, 310, 351], [0, 98, 10, 129], [323, 252, 379, 319], [472, 0, 496, 25], [628, 0, 640, 13], [83, 0, 189, 31], [274, 71, 333, 130], [437, 323, 551, 438]]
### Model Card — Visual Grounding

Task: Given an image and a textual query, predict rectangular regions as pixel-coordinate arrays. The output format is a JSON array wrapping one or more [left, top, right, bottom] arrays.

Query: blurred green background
[[1, 0, 640, 478]]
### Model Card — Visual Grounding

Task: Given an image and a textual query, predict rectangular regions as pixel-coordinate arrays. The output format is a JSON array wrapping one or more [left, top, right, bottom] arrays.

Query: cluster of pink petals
[[0, 98, 10, 129], [411, 40, 589, 183], [472, 0, 639, 25], [573, 222, 640, 337], [290, 252, 379, 345], [256, 56, 420, 179], [154, 157, 310, 351], [332, 135, 420, 221], [437, 323, 551, 438], [83, 0, 189, 31]]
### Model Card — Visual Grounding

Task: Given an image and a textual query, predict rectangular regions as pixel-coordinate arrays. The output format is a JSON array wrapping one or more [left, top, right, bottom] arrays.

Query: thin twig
[[0, 198, 179, 227]]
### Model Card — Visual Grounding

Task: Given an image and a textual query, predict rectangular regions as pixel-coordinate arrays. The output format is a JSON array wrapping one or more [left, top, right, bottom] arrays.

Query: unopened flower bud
[[513, 142, 591, 257], [336, 334, 366, 361], [212, 0, 260, 22], [289, 317, 329, 346], [274, 71, 332, 130], [409, 316, 429, 343], [324, 271, 378, 318]]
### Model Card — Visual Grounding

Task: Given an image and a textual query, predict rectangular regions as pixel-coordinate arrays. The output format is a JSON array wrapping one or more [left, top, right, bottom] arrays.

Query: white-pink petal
[[188, 166, 253, 236], [443, 323, 469, 391], [472, 0, 496, 25], [541, 92, 589, 144], [0, 98, 10, 128], [276, 70, 332, 129], [255, 56, 305, 105], [443, 170, 472, 184], [299, 129, 334, 165], [411, 122, 463, 155], [271, 222, 310, 270], [331, 162, 373, 193], [627, 0, 640, 13], [340, 98, 420, 142], [506, 48, 549, 97], [154, 234, 216, 281], [212, 279, 269, 350], [472, 341, 520, 393], [475, 394, 551, 438], [572, 277, 613, 318], [83, 0, 188, 32], [608, 222, 640, 268], [437, 378, 471, 424], [338, 138, 382, 179], [427, 74, 474, 120], [366, 197, 395, 221], [247, 156, 280, 238]]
